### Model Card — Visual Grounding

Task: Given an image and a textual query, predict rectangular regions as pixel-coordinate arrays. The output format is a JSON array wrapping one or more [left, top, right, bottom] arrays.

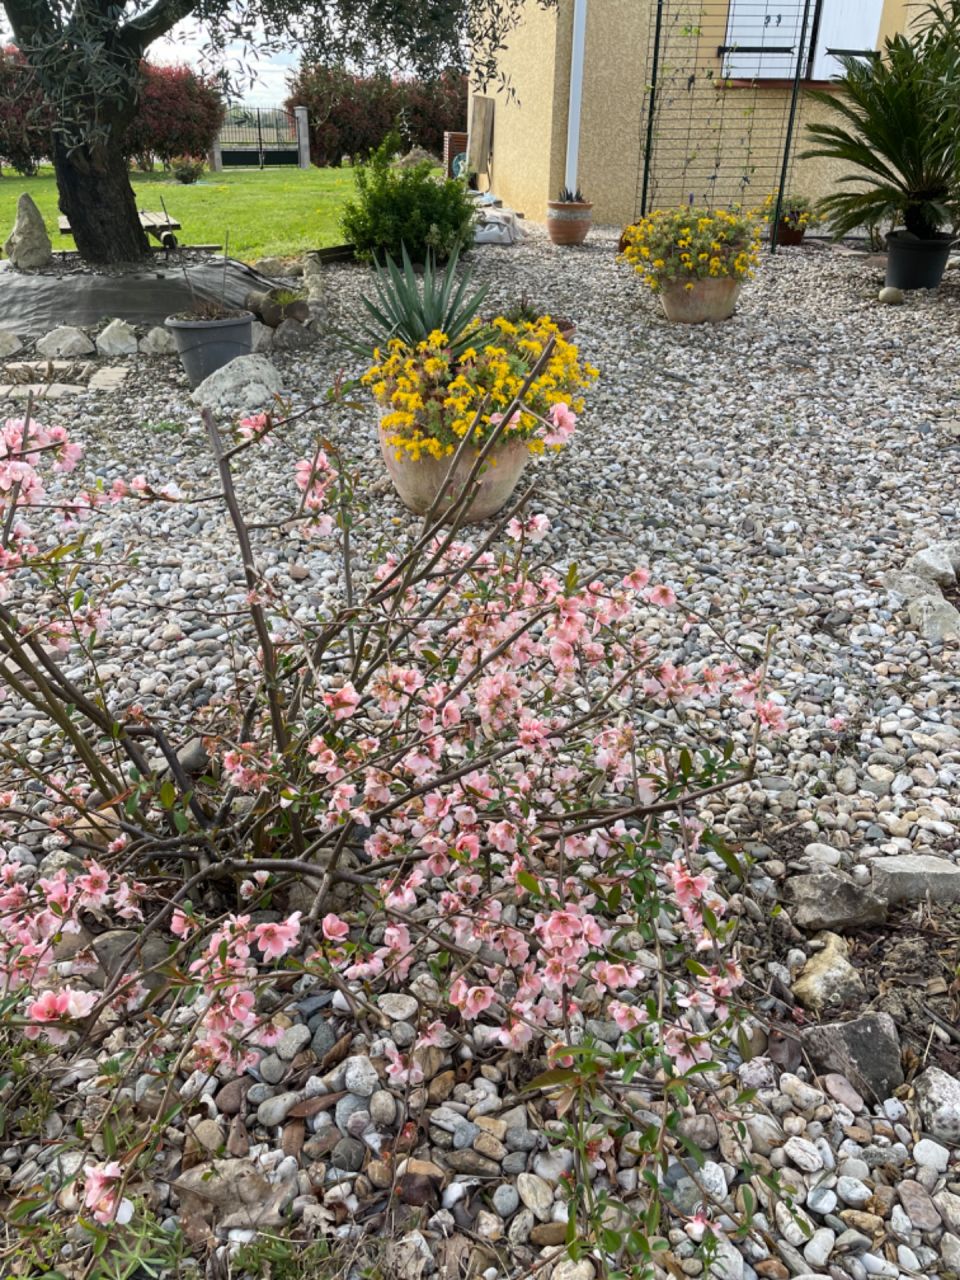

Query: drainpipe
[[564, 0, 588, 194]]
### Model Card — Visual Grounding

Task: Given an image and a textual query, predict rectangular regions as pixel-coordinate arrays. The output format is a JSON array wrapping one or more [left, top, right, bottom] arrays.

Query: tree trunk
[[53, 135, 150, 264]]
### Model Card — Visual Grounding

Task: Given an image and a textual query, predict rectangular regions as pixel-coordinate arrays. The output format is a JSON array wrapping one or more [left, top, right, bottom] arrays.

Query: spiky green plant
[[802, 23, 960, 240], [352, 243, 491, 360]]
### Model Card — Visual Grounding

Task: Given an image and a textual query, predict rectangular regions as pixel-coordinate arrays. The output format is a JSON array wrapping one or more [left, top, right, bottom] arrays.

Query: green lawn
[[0, 165, 355, 261]]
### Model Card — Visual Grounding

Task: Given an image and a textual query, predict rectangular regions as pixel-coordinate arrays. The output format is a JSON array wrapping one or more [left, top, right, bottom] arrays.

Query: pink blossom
[[540, 401, 578, 446], [506, 513, 551, 543], [324, 682, 361, 721], [83, 1161, 133, 1226], [322, 913, 349, 942], [254, 912, 301, 961]]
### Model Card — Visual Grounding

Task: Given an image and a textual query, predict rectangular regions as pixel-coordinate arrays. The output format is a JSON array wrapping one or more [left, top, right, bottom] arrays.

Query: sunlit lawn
[[0, 165, 355, 260]]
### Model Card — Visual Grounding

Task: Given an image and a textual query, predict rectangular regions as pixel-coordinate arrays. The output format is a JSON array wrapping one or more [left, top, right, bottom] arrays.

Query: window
[[721, 0, 884, 81]]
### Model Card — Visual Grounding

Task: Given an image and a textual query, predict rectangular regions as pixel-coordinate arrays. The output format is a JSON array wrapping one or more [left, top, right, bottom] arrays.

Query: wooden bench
[[58, 210, 181, 247]]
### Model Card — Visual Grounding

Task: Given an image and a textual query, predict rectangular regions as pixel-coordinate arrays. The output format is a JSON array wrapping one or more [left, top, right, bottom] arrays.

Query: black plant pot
[[885, 231, 953, 290]]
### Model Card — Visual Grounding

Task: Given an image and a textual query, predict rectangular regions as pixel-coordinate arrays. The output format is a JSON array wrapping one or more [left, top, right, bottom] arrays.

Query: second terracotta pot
[[546, 201, 593, 246]]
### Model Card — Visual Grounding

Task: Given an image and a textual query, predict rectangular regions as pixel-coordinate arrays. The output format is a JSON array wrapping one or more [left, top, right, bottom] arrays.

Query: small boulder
[[907, 594, 960, 642], [872, 853, 960, 904], [801, 1012, 903, 1101], [915, 1066, 960, 1143], [139, 326, 177, 356], [251, 256, 292, 279], [36, 326, 95, 359], [190, 354, 284, 416], [96, 319, 138, 357], [784, 868, 887, 932], [3, 193, 52, 269], [880, 569, 942, 604], [251, 320, 274, 353], [908, 545, 957, 588], [0, 329, 22, 357], [91, 929, 170, 990], [272, 318, 309, 350], [792, 932, 866, 1012]]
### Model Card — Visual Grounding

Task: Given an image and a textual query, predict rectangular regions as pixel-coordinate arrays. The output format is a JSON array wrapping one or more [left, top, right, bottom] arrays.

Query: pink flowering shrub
[[0, 392, 783, 1271]]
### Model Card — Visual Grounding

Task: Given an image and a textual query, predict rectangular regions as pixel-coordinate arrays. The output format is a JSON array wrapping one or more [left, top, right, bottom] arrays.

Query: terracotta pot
[[659, 277, 743, 324], [378, 422, 529, 523], [776, 221, 805, 246], [546, 201, 593, 246]]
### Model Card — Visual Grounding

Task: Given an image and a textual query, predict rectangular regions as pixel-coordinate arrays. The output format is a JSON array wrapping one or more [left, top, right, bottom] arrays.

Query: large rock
[[272, 318, 308, 350], [784, 868, 887, 932], [801, 1012, 903, 1102], [880, 569, 941, 604], [907, 594, 960, 642], [915, 1067, 960, 1143], [251, 320, 274, 353], [36, 326, 95, 359], [0, 329, 22, 357], [91, 929, 170, 990], [3, 193, 52, 269], [872, 854, 960, 904], [96, 318, 138, 357], [792, 932, 865, 1012], [908, 545, 957, 588], [190, 355, 283, 416], [139, 325, 177, 356], [302, 254, 324, 302]]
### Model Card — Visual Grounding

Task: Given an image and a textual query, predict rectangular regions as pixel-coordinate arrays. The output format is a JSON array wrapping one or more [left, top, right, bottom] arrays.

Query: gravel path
[[4, 230, 960, 1280]]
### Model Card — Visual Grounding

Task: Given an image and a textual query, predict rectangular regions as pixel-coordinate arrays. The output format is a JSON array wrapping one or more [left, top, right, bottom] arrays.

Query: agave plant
[[802, 21, 960, 240], [352, 244, 491, 361]]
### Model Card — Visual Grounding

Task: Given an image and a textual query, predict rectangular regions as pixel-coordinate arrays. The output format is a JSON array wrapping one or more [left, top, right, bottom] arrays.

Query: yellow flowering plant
[[620, 207, 762, 292], [760, 192, 812, 228], [363, 317, 598, 463]]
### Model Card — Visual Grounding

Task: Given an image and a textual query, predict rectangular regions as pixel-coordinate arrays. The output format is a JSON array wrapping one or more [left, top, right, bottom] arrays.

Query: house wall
[[485, 0, 913, 229], [480, 2, 569, 220]]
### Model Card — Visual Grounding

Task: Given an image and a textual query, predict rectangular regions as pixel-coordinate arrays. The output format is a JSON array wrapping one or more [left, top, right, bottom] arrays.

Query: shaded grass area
[[0, 165, 355, 261]]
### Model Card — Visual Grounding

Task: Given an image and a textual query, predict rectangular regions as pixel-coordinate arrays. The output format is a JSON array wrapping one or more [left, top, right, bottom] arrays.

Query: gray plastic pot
[[885, 231, 953, 290], [165, 312, 254, 387]]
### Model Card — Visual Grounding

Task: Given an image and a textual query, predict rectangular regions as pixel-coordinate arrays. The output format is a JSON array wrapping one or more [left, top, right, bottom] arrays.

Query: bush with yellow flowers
[[620, 207, 762, 292], [362, 317, 598, 463], [760, 192, 813, 228]]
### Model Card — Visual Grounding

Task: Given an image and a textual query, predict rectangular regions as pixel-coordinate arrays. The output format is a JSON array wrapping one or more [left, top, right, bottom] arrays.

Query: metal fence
[[218, 106, 301, 168], [636, 0, 827, 244]]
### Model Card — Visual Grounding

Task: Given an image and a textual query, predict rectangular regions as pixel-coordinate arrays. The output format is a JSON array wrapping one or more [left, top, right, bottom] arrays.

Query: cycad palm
[[803, 27, 959, 239]]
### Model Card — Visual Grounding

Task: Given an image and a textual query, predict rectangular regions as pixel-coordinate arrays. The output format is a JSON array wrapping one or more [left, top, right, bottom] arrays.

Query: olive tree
[[1, 0, 551, 263]]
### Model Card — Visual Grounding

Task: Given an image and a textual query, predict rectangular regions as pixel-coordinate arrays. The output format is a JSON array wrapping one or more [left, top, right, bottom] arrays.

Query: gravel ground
[[4, 228, 960, 1280]]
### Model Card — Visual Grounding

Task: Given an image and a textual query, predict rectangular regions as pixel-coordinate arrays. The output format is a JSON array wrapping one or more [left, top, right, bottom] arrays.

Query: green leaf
[[516, 870, 540, 895], [159, 780, 176, 809], [525, 1066, 576, 1090]]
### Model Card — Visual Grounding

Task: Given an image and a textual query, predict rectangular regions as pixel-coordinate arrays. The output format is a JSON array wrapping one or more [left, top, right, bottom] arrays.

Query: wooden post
[[467, 97, 495, 177]]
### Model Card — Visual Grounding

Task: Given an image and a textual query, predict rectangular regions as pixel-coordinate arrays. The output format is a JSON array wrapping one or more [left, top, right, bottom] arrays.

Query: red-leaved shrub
[[0, 53, 223, 175], [123, 63, 225, 169], [286, 66, 466, 167], [0, 45, 54, 176]]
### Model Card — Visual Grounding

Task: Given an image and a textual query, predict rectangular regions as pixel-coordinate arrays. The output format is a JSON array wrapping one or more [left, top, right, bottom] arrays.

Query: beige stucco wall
[[485, 0, 913, 229], [480, 3, 568, 220]]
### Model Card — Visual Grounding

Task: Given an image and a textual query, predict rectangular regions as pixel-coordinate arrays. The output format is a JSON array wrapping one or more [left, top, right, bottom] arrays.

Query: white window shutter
[[722, 2, 808, 79], [811, 0, 884, 79]]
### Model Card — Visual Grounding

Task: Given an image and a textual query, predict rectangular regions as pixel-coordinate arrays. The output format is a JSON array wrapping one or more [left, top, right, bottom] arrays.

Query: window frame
[[718, 0, 883, 85]]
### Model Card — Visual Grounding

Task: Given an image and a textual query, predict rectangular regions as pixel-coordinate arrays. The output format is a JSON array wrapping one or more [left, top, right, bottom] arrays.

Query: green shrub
[[340, 132, 477, 263]]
